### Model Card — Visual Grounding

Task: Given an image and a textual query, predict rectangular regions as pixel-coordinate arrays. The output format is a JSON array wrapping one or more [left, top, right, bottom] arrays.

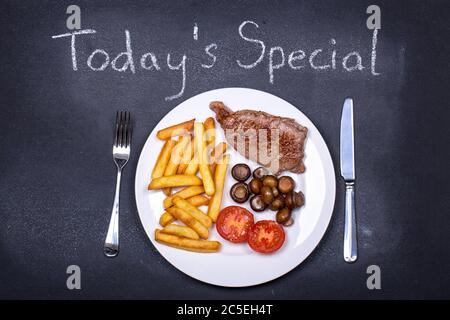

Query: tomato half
[[248, 220, 285, 254], [216, 206, 254, 243]]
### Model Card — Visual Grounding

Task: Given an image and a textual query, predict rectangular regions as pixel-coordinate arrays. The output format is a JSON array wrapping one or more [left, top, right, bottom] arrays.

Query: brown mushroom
[[269, 196, 285, 211], [276, 208, 291, 224], [285, 192, 295, 209], [249, 178, 263, 194], [231, 163, 251, 181], [283, 217, 294, 227], [250, 195, 267, 212], [230, 182, 250, 203], [278, 176, 295, 194], [285, 191, 305, 209], [253, 167, 269, 179], [260, 186, 274, 204], [272, 187, 280, 198], [262, 175, 278, 188], [293, 191, 305, 208]]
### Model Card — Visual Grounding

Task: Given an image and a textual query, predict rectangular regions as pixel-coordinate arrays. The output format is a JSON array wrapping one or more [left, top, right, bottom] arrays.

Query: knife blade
[[340, 97, 357, 263], [340, 98, 355, 181]]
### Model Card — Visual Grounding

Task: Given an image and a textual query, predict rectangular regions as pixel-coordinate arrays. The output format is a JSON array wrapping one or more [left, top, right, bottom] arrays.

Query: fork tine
[[121, 111, 127, 147], [121, 111, 126, 147], [114, 111, 120, 146], [124, 111, 129, 147], [128, 112, 133, 146], [118, 111, 124, 147], [126, 111, 132, 147]]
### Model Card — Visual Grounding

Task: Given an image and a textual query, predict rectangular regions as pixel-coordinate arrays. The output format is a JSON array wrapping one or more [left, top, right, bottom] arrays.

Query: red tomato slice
[[248, 220, 285, 254], [216, 206, 254, 243]]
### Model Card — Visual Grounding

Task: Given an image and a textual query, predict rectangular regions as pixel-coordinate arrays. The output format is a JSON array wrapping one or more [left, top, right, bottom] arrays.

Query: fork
[[104, 111, 132, 257]]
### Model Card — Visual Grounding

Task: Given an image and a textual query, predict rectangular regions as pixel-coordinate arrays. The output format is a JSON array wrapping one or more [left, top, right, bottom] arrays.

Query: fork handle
[[104, 167, 122, 257], [344, 181, 357, 263]]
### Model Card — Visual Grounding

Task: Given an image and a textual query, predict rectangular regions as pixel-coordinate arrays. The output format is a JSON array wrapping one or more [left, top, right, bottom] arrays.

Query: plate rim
[[134, 87, 336, 287]]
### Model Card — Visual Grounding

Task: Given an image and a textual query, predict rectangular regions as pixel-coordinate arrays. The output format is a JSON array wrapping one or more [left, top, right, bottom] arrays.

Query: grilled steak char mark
[[210, 101, 308, 174]]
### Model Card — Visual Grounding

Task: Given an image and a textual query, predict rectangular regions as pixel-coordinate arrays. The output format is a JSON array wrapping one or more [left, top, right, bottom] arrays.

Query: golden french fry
[[155, 230, 221, 253], [204, 117, 216, 145], [187, 195, 209, 207], [209, 142, 228, 173], [204, 117, 216, 175], [200, 157, 214, 195], [177, 138, 194, 174], [151, 140, 177, 179], [163, 186, 205, 209], [166, 207, 209, 239], [148, 175, 202, 190], [156, 119, 195, 140], [194, 122, 215, 196], [163, 136, 191, 195], [161, 224, 200, 240], [184, 155, 199, 175], [208, 154, 230, 222], [159, 211, 175, 227], [172, 196, 212, 228], [160, 195, 209, 226], [164, 135, 191, 176]]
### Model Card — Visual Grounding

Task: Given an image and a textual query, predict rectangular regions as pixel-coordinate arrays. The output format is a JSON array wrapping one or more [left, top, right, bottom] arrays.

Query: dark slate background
[[0, 0, 449, 299]]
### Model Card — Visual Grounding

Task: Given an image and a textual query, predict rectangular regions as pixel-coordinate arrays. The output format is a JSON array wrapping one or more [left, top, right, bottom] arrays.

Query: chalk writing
[[236, 21, 266, 69], [193, 23, 199, 41], [52, 29, 96, 71], [166, 54, 186, 101], [87, 49, 109, 71], [51, 19, 381, 101], [202, 44, 217, 69]]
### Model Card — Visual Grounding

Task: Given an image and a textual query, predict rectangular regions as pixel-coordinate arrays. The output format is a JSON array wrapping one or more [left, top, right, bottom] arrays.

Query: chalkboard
[[0, 0, 449, 299]]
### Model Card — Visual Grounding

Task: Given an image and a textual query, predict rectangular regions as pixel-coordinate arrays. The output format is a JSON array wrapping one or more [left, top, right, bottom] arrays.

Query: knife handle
[[344, 181, 357, 263]]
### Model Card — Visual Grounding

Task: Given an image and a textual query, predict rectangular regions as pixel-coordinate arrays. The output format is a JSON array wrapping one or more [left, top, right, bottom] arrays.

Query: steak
[[210, 101, 308, 174]]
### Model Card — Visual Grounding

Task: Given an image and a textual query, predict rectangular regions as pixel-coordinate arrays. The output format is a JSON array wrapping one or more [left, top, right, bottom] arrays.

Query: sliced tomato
[[216, 206, 254, 243], [248, 220, 285, 254]]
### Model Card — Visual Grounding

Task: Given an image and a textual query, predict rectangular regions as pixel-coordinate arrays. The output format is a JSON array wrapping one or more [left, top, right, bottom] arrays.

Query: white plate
[[135, 88, 335, 287]]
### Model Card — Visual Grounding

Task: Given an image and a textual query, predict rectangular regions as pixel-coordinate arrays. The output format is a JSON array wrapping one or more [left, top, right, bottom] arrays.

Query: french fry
[[155, 230, 221, 253], [159, 211, 175, 226], [208, 154, 230, 222], [162, 188, 172, 196], [209, 142, 228, 173], [166, 207, 209, 239], [156, 119, 195, 140], [163, 186, 205, 209], [159, 195, 209, 227], [187, 195, 209, 207], [161, 224, 200, 240], [151, 140, 176, 179], [176, 138, 194, 174], [163, 135, 191, 195], [204, 117, 216, 175], [194, 122, 215, 196], [172, 196, 212, 228], [164, 135, 191, 176], [204, 117, 216, 147], [200, 152, 215, 195], [184, 155, 199, 175], [148, 175, 202, 190]]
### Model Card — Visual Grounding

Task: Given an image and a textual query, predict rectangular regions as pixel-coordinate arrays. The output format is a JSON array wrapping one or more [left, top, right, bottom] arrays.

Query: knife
[[340, 98, 357, 263]]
